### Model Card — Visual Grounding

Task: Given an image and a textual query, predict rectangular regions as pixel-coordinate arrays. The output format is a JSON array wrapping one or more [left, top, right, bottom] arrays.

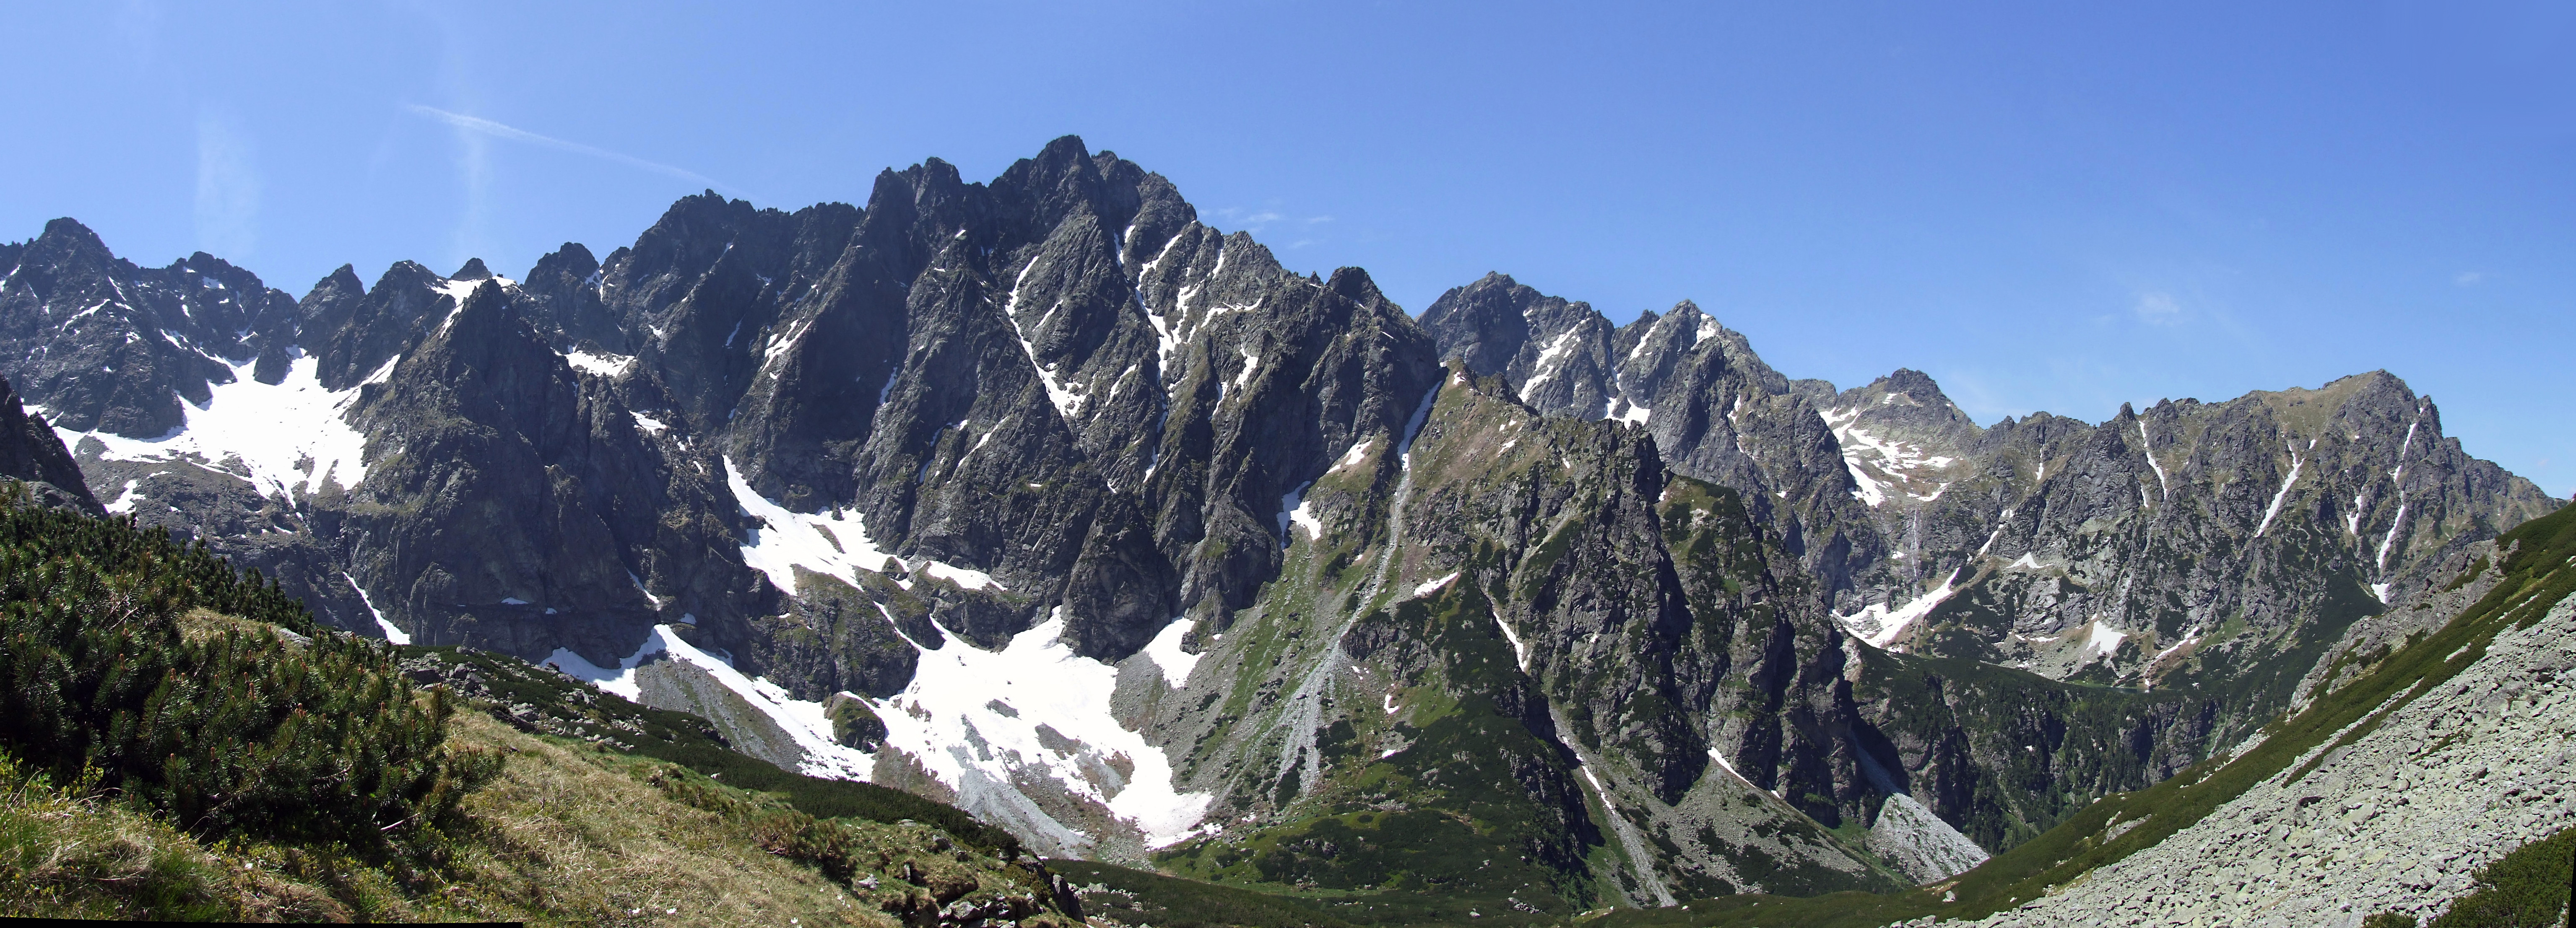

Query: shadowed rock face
[[0, 137, 2557, 907], [0, 372, 99, 513]]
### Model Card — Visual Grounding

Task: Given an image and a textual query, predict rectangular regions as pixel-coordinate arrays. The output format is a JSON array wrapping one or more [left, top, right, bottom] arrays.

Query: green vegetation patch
[[1053, 858, 1355, 928], [0, 487, 496, 860], [2419, 823, 2576, 926]]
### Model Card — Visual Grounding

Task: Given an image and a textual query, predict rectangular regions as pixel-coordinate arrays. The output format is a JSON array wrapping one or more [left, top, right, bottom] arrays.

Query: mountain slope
[[0, 137, 2559, 916]]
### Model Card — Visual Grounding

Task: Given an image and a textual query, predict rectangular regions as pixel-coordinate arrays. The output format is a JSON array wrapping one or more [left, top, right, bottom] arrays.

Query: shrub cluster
[[0, 484, 498, 858]]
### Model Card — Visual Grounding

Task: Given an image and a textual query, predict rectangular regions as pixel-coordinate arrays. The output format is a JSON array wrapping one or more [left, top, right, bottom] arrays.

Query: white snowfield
[[1835, 568, 1961, 650], [546, 624, 872, 780], [563, 350, 635, 378], [879, 610, 1214, 848], [724, 457, 1003, 595], [1141, 617, 1201, 687], [640, 459, 1212, 848], [64, 354, 372, 501], [546, 612, 1217, 850], [1821, 406, 1959, 508]]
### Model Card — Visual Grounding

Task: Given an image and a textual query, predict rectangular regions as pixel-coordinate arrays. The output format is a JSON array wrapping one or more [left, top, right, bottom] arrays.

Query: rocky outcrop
[[0, 372, 99, 513]]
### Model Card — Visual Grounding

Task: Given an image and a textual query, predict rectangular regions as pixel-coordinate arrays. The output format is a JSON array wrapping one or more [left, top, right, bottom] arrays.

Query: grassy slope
[[0, 487, 1081, 923], [0, 705, 1084, 925], [406, 643, 1021, 852]]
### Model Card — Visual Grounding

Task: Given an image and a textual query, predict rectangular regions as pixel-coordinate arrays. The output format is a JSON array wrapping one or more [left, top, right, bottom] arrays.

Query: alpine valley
[[3, 136, 2570, 927]]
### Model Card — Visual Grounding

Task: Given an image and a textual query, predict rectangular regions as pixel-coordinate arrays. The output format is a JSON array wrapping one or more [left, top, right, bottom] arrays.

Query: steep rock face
[[1146, 368, 1905, 907], [1964, 508, 2576, 928], [1888, 376, 2558, 751], [1422, 275, 1894, 607], [1422, 274, 2557, 877], [1426, 275, 2554, 742], [336, 280, 752, 663], [0, 372, 100, 513]]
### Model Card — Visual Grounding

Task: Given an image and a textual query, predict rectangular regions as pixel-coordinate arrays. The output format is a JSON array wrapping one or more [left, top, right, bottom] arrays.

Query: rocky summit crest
[[0, 135, 2560, 918]]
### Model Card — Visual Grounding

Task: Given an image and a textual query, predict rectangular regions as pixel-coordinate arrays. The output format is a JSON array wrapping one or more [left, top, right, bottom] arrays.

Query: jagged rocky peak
[[450, 257, 495, 280], [0, 218, 306, 436], [1420, 275, 1747, 427], [1817, 368, 1984, 507], [1417, 272, 1612, 419]]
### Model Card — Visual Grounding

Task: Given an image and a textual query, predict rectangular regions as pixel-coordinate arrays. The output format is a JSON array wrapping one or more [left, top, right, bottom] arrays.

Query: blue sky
[[5, 2, 2571, 495]]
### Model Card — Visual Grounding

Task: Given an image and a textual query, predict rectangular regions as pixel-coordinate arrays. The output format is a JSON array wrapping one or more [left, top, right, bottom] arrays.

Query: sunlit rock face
[[0, 136, 2553, 908]]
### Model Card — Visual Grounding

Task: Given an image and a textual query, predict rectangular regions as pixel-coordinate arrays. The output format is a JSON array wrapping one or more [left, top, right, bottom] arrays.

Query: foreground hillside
[[0, 486, 1084, 924]]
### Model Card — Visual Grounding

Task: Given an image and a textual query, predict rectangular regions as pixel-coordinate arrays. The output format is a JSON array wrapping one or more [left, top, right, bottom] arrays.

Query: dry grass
[[0, 754, 355, 921], [0, 708, 1076, 924], [437, 711, 890, 926]]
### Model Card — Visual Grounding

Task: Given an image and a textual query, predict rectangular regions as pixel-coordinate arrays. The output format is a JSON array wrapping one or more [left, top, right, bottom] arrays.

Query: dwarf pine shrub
[[0, 483, 498, 858]]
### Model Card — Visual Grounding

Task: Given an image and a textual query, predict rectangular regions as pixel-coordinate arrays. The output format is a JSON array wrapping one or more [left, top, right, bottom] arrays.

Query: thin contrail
[[405, 104, 741, 195]]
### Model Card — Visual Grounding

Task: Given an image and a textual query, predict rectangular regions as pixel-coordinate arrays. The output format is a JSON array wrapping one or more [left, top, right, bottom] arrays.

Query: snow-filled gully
[[546, 460, 1223, 850]]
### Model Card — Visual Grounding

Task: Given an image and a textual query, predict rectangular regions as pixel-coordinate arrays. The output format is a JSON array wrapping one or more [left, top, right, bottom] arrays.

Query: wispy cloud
[[1208, 207, 1287, 231], [2134, 291, 2184, 326], [404, 105, 738, 194], [193, 110, 260, 259], [2454, 270, 2485, 287]]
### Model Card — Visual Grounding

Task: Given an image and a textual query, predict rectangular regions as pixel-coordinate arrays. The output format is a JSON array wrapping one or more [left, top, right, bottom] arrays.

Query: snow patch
[[1141, 618, 1200, 687], [1494, 614, 1530, 672], [564, 350, 634, 378], [1707, 748, 1744, 783], [2376, 502, 2408, 573], [764, 317, 814, 367], [2138, 421, 2169, 498], [346, 572, 405, 644], [1847, 460, 1889, 507], [102, 479, 141, 514], [1233, 342, 1261, 391], [875, 612, 1213, 846], [1835, 569, 1963, 649], [1278, 481, 1323, 544], [631, 413, 668, 435], [549, 625, 873, 779], [1605, 397, 1651, 426], [1522, 329, 1582, 393], [1411, 571, 1460, 599], [2084, 622, 2126, 661], [1331, 438, 1375, 472], [429, 276, 513, 335], [66, 355, 372, 501], [2253, 447, 2305, 538], [1001, 259, 1087, 423], [726, 457, 894, 594], [919, 561, 1005, 592]]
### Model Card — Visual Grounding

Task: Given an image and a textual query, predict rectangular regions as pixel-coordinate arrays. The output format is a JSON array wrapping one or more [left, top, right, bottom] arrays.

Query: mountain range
[[0, 135, 2562, 922]]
